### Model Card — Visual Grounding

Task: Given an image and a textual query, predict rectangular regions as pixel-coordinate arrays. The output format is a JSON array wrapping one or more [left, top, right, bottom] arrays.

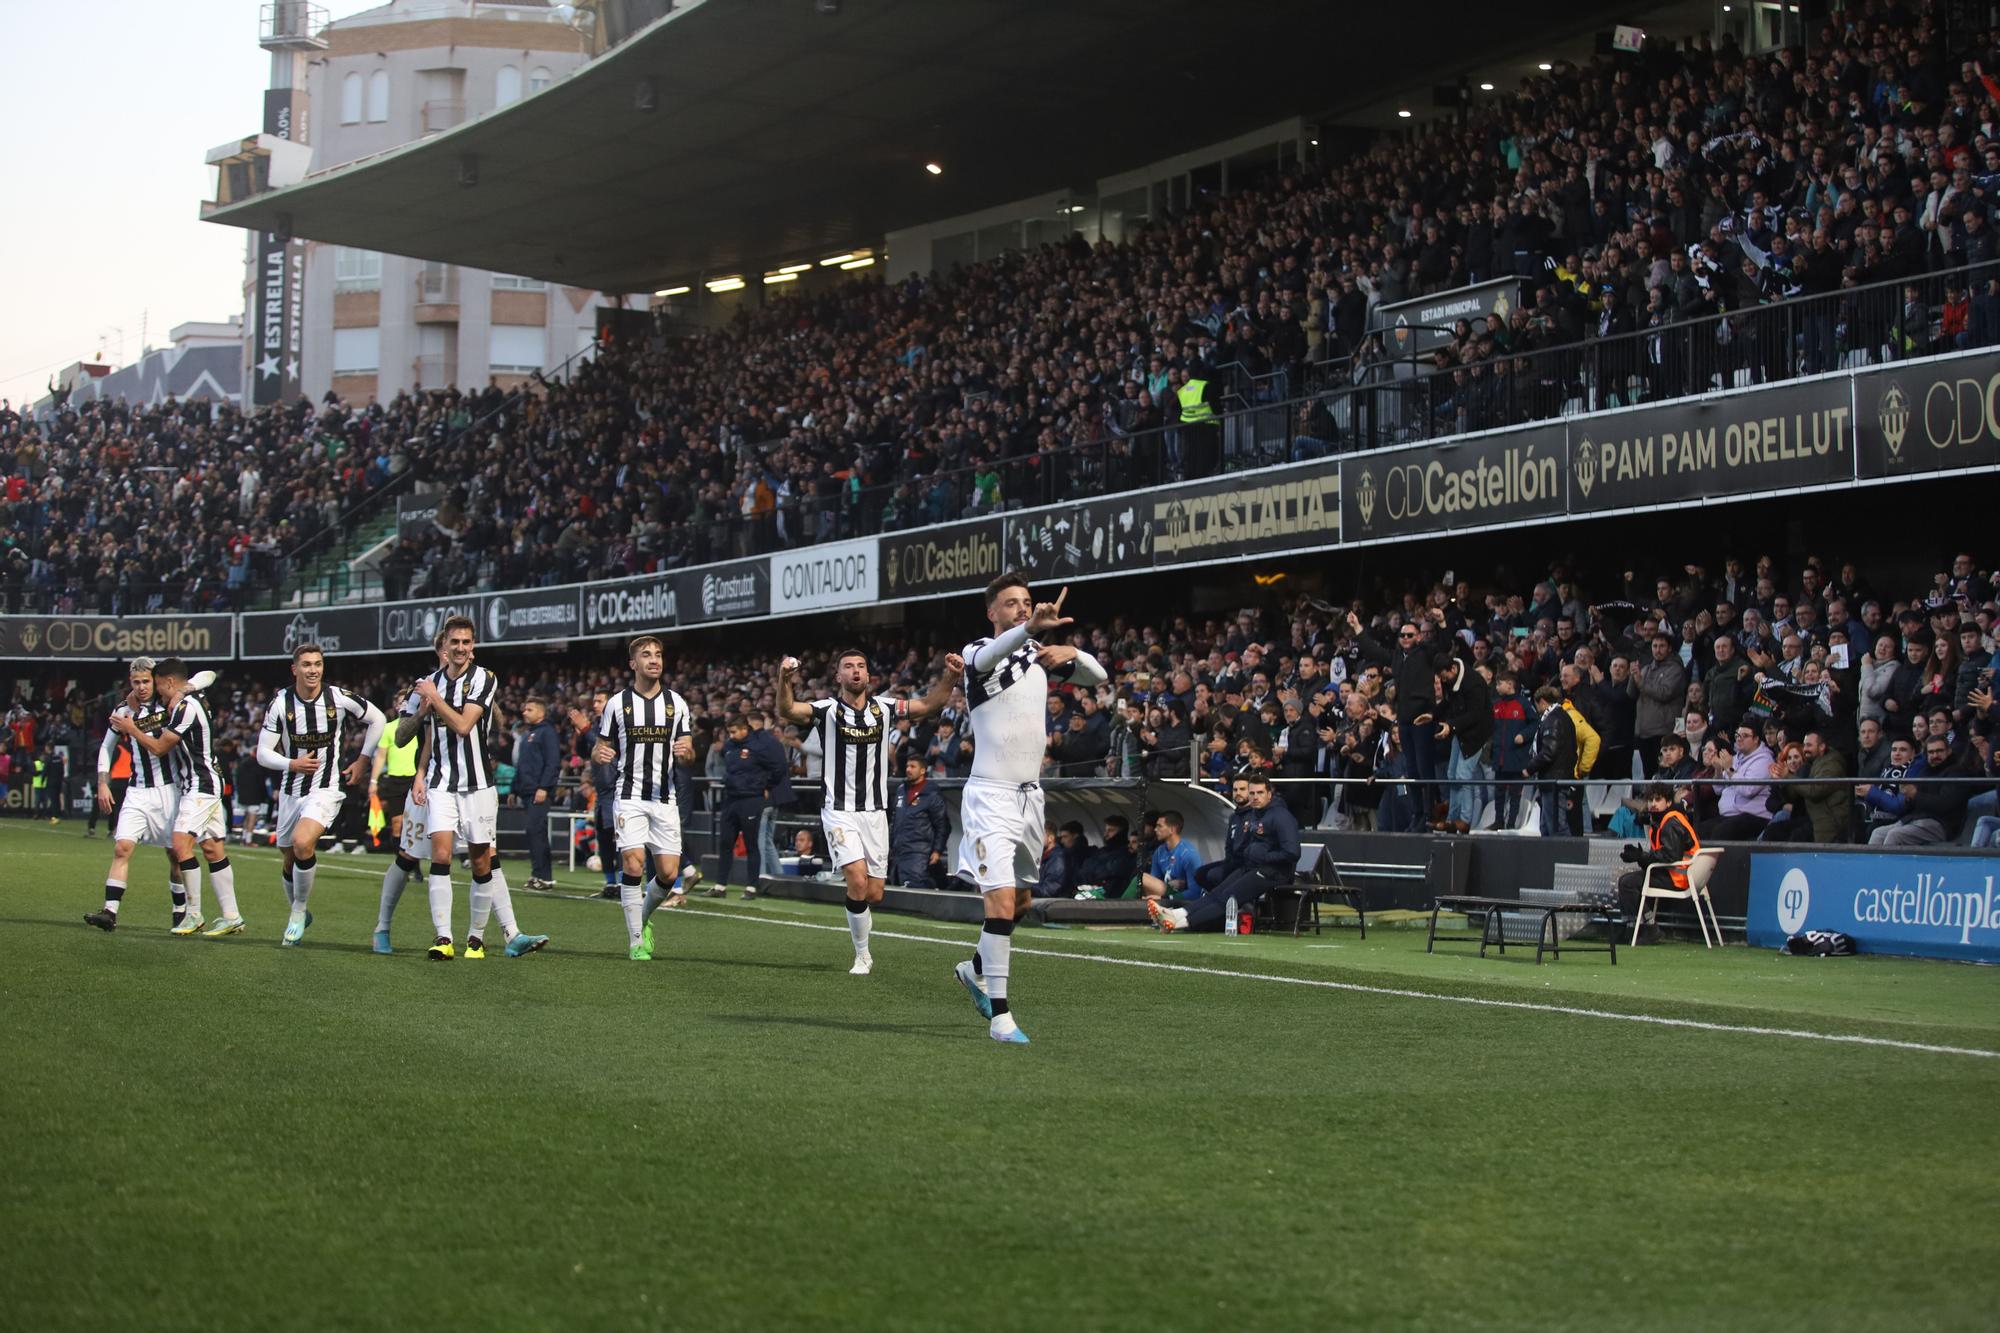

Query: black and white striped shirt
[[963, 636, 1052, 786], [404, 665, 498, 794], [599, 686, 691, 804], [812, 693, 905, 813], [166, 696, 221, 796], [106, 701, 178, 789], [262, 685, 374, 797]]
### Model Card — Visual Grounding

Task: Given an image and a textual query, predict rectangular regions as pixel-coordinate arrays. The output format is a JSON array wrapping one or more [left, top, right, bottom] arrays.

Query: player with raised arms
[[83, 656, 192, 933], [593, 634, 696, 961], [774, 646, 963, 974], [952, 576, 1104, 1043], [256, 642, 385, 946]]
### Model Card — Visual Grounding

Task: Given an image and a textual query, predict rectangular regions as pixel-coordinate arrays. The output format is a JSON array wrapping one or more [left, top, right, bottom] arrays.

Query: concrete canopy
[[203, 0, 1621, 294]]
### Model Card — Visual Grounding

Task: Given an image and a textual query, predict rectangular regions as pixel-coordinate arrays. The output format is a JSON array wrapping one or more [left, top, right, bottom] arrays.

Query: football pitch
[[4, 821, 1997, 1332]]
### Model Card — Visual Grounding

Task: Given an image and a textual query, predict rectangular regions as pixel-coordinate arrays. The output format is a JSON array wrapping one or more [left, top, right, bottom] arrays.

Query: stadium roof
[[204, 0, 1622, 294]]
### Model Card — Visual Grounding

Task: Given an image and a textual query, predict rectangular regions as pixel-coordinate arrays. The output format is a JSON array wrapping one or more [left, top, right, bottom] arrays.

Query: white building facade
[[290, 1, 610, 402]]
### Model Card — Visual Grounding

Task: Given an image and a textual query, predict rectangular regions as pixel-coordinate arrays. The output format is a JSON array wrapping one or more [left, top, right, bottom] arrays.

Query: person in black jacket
[[1523, 686, 1578, 836], [716, 714, 788, 895], [1349, 608, 1453, 828], [1438, 652, 1493, 833], [889, 755, 949, 888], [1190, 776, 1254, 895], [1147, 775, 1299, 932]]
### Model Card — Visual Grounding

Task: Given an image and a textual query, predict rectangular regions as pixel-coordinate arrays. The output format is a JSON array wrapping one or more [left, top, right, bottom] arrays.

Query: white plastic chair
[[1630, 847, 1724, 947]]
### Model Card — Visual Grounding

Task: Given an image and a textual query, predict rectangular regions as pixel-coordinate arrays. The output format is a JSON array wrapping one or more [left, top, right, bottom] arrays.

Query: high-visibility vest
[[1651, 808, 1699, 888], [1177, 378, 1215, 425]]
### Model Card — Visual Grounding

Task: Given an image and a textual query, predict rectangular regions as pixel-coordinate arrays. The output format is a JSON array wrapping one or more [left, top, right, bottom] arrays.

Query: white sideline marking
[[32, 828, 2000, 1061], [675, 907, 2000, 1063]]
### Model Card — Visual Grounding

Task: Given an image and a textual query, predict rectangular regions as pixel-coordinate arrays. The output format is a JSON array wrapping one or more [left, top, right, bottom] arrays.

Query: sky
[[0, 1, 379, 408]]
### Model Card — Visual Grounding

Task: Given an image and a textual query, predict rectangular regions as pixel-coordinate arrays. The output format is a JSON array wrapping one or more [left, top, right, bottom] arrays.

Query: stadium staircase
[[280, 510, 395, 607]]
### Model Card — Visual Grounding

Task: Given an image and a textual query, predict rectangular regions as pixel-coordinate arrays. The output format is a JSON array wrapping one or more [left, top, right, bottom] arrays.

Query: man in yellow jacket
[[1560, 697, 1599, 834]]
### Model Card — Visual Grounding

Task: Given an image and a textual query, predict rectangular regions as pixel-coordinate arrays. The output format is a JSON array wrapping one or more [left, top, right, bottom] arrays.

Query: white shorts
[[822, 808, 889, 879], [275, 788, 345, 848], [614, 797, 683, 856], [114, 785, 180, 848], [954, 778, 1043, 893], [172, 792, 227, 842], [398, 792, 431, 859], [427, 787, 498, 847]]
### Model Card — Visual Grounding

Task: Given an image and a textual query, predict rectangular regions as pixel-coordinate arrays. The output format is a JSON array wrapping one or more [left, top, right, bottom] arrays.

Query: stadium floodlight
[[776, 263, 811, 274], [653, 285, 690, 297], [839, 257, 876, 269], [705, 276, 744, 292], [924, 162, 943, 176], [1538, 61, 1553, 70], [818, 252, 858, 266], [1397, 109, 1412, 118], [763, 272, 798, 284], [1479, 82, 1494, 91]]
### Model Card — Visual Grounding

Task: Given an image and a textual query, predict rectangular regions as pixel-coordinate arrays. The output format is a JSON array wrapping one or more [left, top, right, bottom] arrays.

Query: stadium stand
[[15, 548, 1996, 854], [10, 3, 2000, 610]]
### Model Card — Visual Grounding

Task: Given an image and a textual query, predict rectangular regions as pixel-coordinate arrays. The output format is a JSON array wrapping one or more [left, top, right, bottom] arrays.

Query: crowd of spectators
[[15, 5, 2000, 609], [10, 545, 1996, 861]]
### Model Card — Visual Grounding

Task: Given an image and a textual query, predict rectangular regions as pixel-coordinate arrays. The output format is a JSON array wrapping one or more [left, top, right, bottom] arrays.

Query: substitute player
[[112, 658, 245, 937], [396, 615, 548, 960], [593, 635, 696, 961], [256, 642, 385, 946], [83, 657, 191, 932], [775, 647, 962, 974], [952, 576, 1104, 1043]]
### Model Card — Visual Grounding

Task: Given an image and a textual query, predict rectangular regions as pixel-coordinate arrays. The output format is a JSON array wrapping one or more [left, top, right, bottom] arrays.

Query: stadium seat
[[1629, 847, 1724, 948]]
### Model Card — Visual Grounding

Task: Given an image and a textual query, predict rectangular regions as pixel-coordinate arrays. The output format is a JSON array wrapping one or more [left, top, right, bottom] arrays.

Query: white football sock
[[427, 873, 453, 939], [485, 868, 519, 939], [208, 861, 240, 919], [642, 876, 672, 922], [619, 874, 645, 946], [378, 861, 408, 933], [468, 874, 493, 938], [846, 900, 872, 954], [292, 861, 317, 912], [104, 878, 126, 916]]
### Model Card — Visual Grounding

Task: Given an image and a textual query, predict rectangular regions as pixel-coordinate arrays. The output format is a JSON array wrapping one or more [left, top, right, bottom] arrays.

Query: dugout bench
[[1426, 894, 1619, 965]]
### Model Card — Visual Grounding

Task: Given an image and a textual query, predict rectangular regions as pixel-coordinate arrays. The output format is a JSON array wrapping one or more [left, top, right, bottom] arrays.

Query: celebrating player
[[395, 615, 548, 960], [593, 635, 695, 961], [373, 647, 445, 954], [775, 646, 963, 974], [255, 642, 385, 947], [952, 576, 1104, 1042], [83, 657, 191, 932], [111, 658, 244, 937]]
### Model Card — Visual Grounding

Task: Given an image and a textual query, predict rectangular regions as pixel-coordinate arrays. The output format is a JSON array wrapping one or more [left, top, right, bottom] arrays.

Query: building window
[[496, 64, 521, 107], [366, 69, 390, 123], [491, 273, 546, 291], [333, 247, 382, 293], [489, 325, 545, 374], [528, 66, 552, 94], [332, 327, 380, 375], [340, 72, 363, 125]]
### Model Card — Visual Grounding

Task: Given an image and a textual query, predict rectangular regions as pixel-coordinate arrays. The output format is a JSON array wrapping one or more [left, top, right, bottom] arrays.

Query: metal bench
[[1427, 894, 1619, 965]]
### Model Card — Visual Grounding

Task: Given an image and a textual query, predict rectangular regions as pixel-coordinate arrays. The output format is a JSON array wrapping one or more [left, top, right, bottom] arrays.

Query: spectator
[[1705, 722, 1775, 841]]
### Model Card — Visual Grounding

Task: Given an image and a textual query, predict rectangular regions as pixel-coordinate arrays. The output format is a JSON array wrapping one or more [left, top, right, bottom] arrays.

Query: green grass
[[4, 820, 1998, 1332]]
